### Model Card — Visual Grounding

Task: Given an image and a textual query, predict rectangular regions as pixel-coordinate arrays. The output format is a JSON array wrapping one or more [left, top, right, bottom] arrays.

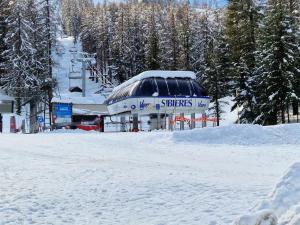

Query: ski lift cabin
[[106, 71, 210, 130]]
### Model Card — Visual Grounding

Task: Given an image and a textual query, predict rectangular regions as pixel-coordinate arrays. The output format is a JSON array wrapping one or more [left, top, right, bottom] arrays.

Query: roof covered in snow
[[52, 95, 107, 105], [113, 71, 196, 92], [0, 91, 14, 101]]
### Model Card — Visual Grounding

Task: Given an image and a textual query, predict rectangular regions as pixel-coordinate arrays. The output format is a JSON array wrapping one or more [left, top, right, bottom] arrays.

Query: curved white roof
[[113, 71, 196, 92]]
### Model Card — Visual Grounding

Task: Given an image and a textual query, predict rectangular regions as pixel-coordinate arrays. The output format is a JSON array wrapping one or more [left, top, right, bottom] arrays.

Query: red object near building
[[76, 124, 100, 131], [75, 115, 104, 132], [10, 116, 16, 133]]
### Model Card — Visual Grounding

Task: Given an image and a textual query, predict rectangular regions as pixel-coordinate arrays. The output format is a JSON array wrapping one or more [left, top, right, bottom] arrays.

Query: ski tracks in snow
[[0, 132, 299, 225]]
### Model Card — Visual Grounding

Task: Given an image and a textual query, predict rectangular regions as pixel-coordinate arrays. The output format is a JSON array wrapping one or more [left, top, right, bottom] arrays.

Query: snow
[[52, 96, 106, 105], [0, 124, 300, 225], [113, 70, 196, 93], [235, 162, 300, 225], [211, 96, 238, 126], [172, 124, 300, 145], [0, 91, 14, 101]]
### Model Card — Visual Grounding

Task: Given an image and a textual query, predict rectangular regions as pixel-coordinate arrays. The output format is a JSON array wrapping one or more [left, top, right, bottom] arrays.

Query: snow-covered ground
[[236, 162, 300, 225], [0, 124, 300, 225]]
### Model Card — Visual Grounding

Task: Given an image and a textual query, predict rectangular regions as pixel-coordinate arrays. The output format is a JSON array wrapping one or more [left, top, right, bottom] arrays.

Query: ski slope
[[52, 36, 106, 104], [0, 124, 300, 225]]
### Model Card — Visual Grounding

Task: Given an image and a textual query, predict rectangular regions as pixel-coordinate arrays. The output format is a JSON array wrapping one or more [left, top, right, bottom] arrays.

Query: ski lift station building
[[106, 71, 210, 130]]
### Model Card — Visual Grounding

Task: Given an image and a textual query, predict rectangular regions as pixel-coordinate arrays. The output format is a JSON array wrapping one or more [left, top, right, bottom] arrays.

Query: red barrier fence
[[170, 116, 218, 125]]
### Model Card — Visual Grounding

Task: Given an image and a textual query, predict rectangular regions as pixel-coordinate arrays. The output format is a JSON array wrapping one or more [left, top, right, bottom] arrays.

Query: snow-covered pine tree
[[288, 0, 300, 111], [37, 0, 59, 126], [159, 6, 179, 70], [190, 8, 207, 75], [145, 4, 160, 70], [24, 0, 47, 89], [177, 3, 193, 70], [254, 0, 300, 125], [224, 0, 261, 123], [0, 0, 10, 82], [110, 4, 127, 82], [81, 7, 95, 53], [199, 10, 230, 126], [1, 0, 37, 114], [94, 4, 110, 79], [61, 0, 92, 42], [126, 3, 146, 77]]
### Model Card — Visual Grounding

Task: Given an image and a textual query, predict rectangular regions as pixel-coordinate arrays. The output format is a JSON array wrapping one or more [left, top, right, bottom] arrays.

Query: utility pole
[[77, 52, 96, 98], [82, 60, 86, 97], [0, 113, 2, 133], [46, 0, 53, 128]]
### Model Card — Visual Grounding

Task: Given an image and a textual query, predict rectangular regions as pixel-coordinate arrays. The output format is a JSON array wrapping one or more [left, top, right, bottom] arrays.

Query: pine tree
[[200, 11, 230, 126], [254, 0, 300, 125], [146, 5, 160, 70], [81, 5, 98, 53], [1, 1, 36, 114], [61, 0, 92, 41], [288, 0, 300, 106], [0, 0, 10, 83], [224, 0, 261, 123], [159, 6, 179, 70], [177, 3, 192, 70], [36, 0, 59, 127], [111, 4, 127, 82]]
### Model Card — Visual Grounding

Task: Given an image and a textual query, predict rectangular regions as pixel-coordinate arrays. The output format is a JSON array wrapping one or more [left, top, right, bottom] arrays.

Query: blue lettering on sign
[[198, 101, 206, 108], [140, 100, 145, 110], [140, 100, 150, 110], [161, 99, 193, 107], [156, 104, 160, 110], [131, 105, 136, 110]]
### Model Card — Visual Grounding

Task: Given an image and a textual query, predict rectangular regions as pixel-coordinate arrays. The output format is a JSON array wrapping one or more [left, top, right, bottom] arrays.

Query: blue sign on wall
[[37, 116, 44, 123], [53, 103, 72, 123]]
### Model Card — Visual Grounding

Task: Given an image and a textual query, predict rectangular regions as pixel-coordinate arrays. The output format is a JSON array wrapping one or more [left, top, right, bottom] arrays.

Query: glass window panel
[[190, 80, 207, 96], [166, 78, 179, 96], [155, 78, 169, 96], [135, 78, 156, 96], [177, 79, 191, 96]]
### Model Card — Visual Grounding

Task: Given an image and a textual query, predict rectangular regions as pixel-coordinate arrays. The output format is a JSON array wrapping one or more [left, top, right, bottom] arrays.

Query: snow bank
[[235, 162, 300, 225], [217, 96, 238, 126], [113, 70, 196, 92], [49, 128, 98, 134], [172, 124, 300, 145]]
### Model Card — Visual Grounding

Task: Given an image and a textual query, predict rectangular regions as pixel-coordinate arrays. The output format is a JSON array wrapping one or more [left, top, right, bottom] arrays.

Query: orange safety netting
[[169, 116, 218, 125]]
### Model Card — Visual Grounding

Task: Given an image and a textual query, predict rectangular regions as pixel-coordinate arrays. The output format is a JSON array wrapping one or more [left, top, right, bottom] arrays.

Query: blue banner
[[53, 103, 72, 123]]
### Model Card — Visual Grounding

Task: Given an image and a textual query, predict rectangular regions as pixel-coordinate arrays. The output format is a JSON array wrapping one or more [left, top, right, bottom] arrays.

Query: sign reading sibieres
[[53, 103, 72, 124], [108, 97, 210, 115]]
